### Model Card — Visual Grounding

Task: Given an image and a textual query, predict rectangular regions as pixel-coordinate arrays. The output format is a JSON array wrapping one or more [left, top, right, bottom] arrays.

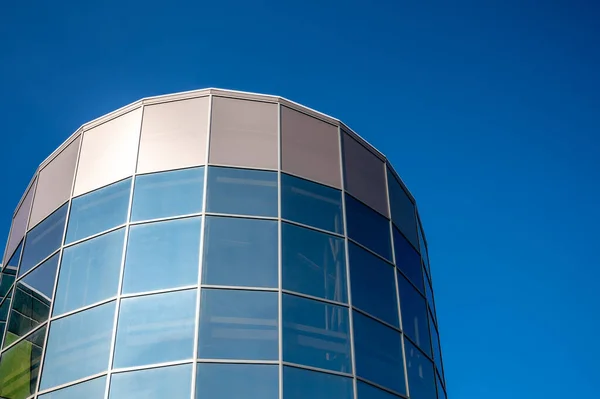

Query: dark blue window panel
[[131, 167, 205, 222], [436, 373, 446, 399], [196, 363, 278, 399], [282, 294, 351, 373], [425, 274, 436, 316], [417, 218, 430, 273], [20, 203, 67, 277], [348, 243, 398, 327], [430, 314, 444, 378], [397, 272, 431, 356], [282, 223, 347, 303], [386, 169, 418, 249], [404, 339, 436, 399], [109, 364, 192, 399], [206, 167, 277, 217], [39, 376, 107, 399], [281, 173, 343, 234], [353, 311, 406, 395], [66, 178, 131, 244], [203, 216, 278, 288], [345, 194, 391, 261], [4, 241, 22, 272], [357, 381, 403, 399], [393, 227, 423, 293], [283, 366, 353, 399]]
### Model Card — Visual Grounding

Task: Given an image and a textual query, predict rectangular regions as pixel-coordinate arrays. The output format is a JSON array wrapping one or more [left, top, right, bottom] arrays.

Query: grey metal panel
[[73, 107, 142, 197], [5, 178, 36, 262], [208, 97, 278, 169], [137, 97, 209, 174], [29, 136, 80, 229], [342, 132, 389, 217], [281, 106, 341, 189]]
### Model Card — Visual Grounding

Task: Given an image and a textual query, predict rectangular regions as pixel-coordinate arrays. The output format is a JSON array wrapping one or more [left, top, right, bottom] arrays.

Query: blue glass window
[[425, 275, 435, 316], [417, 217, 430, 270], [66, 178, 131, 244], [198, 288, 278, 360], [54, 228, 125, 316], [39, 376, 107, 399], [40, 301, 116, 390], [436, 373, 446, 399], [109, 364, 192, 399], [281, 173, 343, 234], [353, 311, 406, 395], [202, 216, 278, 288], [357, 381, 403, 399], [131, 167, 204, 222], [0, 266, 16, 300], [430, 314, 443, 378], [19, 203, 67, 276], [196, 363, 278, 399], [348, 243, 398, 327], [397, 272, 431, 356], [345, 194, 392, 261], [387, 169, 418, 248], [393, 227, 424, 293], [283, 366, 353, 399], [113, 290, 196, 368], [282, 223, 347, 303], [282, 294, 351, 372], [3, 240, 22, 274], [404, 339, 436, 399], [122, 217, 201, 294], [206, 167, 277, 217]]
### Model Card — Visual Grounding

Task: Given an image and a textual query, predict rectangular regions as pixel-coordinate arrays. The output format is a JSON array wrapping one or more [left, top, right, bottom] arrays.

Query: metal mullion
[[279, 218, 345, 239], [35, 371, 108, 397], [277, 102, 284, 399], [0, 321, 47, 355], [281, 361, 353, 378], [280, 289, 350, 308]]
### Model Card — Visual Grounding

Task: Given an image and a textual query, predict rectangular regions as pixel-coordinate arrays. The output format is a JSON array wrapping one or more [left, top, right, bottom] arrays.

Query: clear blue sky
[[1, 1, 599, 397]]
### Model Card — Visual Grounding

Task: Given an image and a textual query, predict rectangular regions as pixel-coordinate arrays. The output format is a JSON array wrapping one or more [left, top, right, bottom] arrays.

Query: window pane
[[348, 243, 398, 327], [353, 311, 406, 395], [20, 204, 67, 277], [54, 228, 125, 316], [430, 314, 443, 378], [206, 167, 277, 217], [0, 325, 46, 399], [387, 169, 417, 248], [113, 290, 196, 368], [282, 223, 347, 303], [282, 294, 351, 372], [345, 194, 391, 261], [397, 272, 431, 356], [39, 376, 106, 399], [109, 364, 192, 399], [0, 250, 17, 298], [357, 381, 402, 399], [393, 227, 423, 293], [417, 220, 430, 272], [131, 167, 204, 222], [66, 178, 131, 244], [198, 289, 278, 360], [122, 217, 201, 294], [40, 301, 115, 390], [425, 275, 435, 316], [202, 216, 278, 288], [196, 363, 278, 399], [283, 366, 353, 399], [436, 373, 446, 399], [405, 339, 436, 399], [0, 296, 10, 321], [3, 240, 22, 275], [281, 173, 343, 234]]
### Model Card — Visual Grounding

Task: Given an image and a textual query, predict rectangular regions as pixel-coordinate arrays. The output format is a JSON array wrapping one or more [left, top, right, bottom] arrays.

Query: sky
[[1, 0, 599, 397]]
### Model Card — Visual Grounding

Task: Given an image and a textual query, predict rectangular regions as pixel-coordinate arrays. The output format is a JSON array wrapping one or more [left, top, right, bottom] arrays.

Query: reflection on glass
[[122, 217, 201, 294], [430, 314, 444, 378], [19, 204, 67, 276], [417, 218, 430, 273], [345, 194, 392, 261], [3, 240, 22, 275], [206, 167, 277, 217], [0, 325, 46, 399], [425, 275, 435, 317], [198, 289, 278, 360], [113, 290, 196, 368], [195, 363, 278, 399], [66, 178, 131, 244], [387, 169, 418, 248], [282, 223, 347, 303], [281, 173, 343, 234], [109, 364, 192, 399], [39, 376, 106, 399], [404, 339, 436, 399], [203, 216, 278, 288], [397, 272, 431, 356], [131, 167, 205, 222], [393, 227, 424, 293], [40, 301, 116, 390], [357, 381, 402, 399], [348, 243, 398, 327], [282, 294, 351, 372], [283, 366, 353, 399]]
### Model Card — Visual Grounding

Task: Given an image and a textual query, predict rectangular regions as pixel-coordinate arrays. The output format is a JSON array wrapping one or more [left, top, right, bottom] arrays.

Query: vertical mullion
[[277, 102, 284, 399]]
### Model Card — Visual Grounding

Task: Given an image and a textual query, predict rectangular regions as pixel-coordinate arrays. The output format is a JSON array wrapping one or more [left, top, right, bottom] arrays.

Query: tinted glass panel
[[430, 314, 443, 378], [19, 204, 67, 276], [113, 290, 196, 368], [282, 294, 351, 372], [39, 376, 106, 399], [405, 339, 436, 399], [198, 289, 278, 360], [281, 174, 343, 234], [109, 364, 192, 399], [131, 167, 205, 222], [40, 301, 115, 390], [436, 373, 446, 399], [357, 381, 402, 399], [387, 169, 417, 246], [283, 366, 353, 399], [345, 195, 391, 261], [4, 241, 22, 273], [353, 311, 406, 395], [348, 243, 398, 327], [196, 363, 278, 399], [393, 227, 423, 293], [54, 228, 124, 316], [122, 217, 201, 294], [425, 275, 435, 316], [66, 178, 131, 244], [0, 267, 16, 300], [397, 272, 431, 356], [0, 297, 10, 321], [203, 216, 278, 288], [417, 220, 430, 272], [206, 167, 277, 217]]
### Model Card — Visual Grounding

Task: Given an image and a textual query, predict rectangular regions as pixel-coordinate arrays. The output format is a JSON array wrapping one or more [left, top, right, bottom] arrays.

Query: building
[[0, 88, 446, 399]]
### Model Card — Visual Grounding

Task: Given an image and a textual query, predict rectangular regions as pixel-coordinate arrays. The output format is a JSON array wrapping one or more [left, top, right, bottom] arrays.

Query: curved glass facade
[[0, 89, 446, 399]]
